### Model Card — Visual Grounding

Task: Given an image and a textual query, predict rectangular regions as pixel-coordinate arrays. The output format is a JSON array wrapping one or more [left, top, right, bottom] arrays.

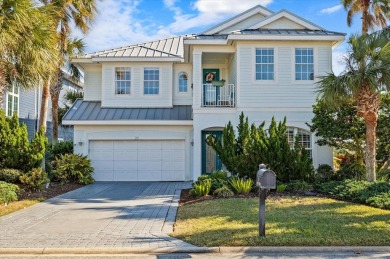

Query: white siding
[[228, 53, 237, 86], [173, 64, 192, 105], [261, 17, 305, 30], [219, 13, 266, 33], [84, 65, 102, 101], [101, 62, 173, 108]]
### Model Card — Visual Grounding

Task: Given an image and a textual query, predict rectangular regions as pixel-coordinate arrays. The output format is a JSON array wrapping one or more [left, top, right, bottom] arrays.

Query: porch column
[[193, 51, 202, 109], [193, 122, 202, 180]]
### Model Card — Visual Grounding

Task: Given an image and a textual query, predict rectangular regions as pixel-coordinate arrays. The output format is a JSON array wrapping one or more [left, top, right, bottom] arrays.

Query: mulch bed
[[17, 182, 83, 201]]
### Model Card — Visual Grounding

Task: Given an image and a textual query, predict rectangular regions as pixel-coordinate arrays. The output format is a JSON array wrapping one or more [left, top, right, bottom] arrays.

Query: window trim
[[255, 47, 275, 81], [178, 71, 188, 93], [287, 127, 313, 159], [143, 67, 160, 96], [6, 85, 19, 117], [114, 67, 132, 95], [252, 46, 278, 85], [292, 46, 317, 84]]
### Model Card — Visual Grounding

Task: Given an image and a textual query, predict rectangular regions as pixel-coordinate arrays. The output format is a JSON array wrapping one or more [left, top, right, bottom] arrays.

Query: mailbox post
[[256, 164, 276, 237]]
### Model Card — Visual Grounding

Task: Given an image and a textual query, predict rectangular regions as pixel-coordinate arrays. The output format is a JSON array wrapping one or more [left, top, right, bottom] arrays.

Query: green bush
[[378, 169, 390, 182], [19, 168, 48, 191], [213, 185, 234, 197], [0, 168, 23, 183], [47, 141, 73, 160], [276, 184, 287, 192], [190, 179, 211, 197], [335, 162, 365, 181], [316, 180, 390, 209], [195, 171, 229, 193], [229, 177, 253, 194], [286, 180, 313, 192], [315, 164, 334, 183], [0, 181, 19, 205], [53, 154, 94, 185]]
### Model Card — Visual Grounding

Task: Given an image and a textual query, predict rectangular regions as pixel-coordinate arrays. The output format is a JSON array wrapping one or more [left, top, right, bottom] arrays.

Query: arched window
[[287, 127, 312, 158], [178, 72, 188, 92]]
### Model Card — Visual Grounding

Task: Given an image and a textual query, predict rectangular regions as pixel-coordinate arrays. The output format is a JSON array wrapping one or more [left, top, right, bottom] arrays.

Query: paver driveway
[[0, 182, 194, 248]]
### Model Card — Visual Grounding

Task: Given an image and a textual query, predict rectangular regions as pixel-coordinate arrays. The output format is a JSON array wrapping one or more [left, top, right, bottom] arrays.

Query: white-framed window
[[178, 72, 188, 92], [255, 48, 274, 80], [115, 67, 131, 95], [144, 67, 159, 95], [287, 127, 312, 158], [295, 48, 314, 80], [6, 85, 19, 117]]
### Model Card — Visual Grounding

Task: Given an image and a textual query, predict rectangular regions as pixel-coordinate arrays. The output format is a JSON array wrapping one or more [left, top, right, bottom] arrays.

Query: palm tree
[[38, 0, 96, 141], [317, 31, 390, 182], [0, 0, 59, 107], [342, 0, 390, 34]]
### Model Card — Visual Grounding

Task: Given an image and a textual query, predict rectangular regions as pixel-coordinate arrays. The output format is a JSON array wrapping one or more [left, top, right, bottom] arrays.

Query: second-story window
[[6, 84, 19, 117], [115, 67, 131, 94], [144, 67, 159, 95], [178, 72, 188, 92], [255, 48, 274, 80], [295, 48, 314, 80]]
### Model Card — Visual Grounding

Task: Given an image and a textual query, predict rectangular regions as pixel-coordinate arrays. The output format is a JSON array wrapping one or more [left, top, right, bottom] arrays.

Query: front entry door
[[202, 131, 222, 174], [203, 69, 220, 106]]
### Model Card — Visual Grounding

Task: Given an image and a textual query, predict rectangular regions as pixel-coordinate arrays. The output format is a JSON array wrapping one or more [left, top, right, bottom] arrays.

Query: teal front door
[[202, 131, 222, 174], [203, 69, 220, 106]]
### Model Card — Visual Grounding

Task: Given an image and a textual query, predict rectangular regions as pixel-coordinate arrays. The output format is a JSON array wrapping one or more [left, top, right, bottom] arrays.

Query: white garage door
[[89, 140, 185, 181]]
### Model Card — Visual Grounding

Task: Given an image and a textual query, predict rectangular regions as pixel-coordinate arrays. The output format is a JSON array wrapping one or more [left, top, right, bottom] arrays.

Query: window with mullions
[[6, 85, 19, 117], [144, 67, 159, 95], [115, 67, 131, 94], [287, 127, 312, 158], [255, 48, 274, 80], [295, 48, 314, 80], [178, 72, 188, 92]]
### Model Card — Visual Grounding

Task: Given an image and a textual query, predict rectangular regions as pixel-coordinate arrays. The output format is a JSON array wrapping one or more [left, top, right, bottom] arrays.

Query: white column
[[192, 51, 202, 109], [192, 121, 202, 181]]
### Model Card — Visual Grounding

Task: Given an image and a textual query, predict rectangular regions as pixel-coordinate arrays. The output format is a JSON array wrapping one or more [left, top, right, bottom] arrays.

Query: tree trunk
[[39, 80, 50, 132], [361, 0, 370, 34], [50, 70, 63, 144]]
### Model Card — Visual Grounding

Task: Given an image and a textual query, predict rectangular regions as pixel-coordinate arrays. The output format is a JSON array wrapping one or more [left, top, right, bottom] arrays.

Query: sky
[[74, 0, 369, 75]]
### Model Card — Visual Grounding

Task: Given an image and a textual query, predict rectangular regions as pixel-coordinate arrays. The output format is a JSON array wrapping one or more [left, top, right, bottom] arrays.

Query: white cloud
[[320, 4, 342, 15]]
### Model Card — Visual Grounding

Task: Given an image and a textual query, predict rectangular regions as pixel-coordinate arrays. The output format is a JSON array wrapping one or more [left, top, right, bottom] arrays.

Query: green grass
[[0, 199, 43, 217], [171, 196, 390, 246]]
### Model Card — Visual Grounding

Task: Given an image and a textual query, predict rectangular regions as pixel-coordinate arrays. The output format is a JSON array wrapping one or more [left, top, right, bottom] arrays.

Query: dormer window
[[178, 72, 188, 93], [115, 67, 131, 94]]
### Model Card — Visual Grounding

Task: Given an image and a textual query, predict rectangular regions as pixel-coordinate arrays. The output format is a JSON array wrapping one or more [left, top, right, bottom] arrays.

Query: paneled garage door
[[89, 140, 185, 181]]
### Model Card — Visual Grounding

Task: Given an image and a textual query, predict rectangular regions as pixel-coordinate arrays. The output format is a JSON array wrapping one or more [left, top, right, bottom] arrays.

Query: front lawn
[[0, 199, 41, 217], [171, 196, 390, 246]]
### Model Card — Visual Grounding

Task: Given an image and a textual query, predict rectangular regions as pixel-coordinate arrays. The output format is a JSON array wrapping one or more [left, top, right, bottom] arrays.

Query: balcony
[[201, 84, 236, 107]]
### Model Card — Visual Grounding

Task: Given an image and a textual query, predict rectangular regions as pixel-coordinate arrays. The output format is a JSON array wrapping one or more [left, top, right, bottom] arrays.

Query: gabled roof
[[79, 36, 184, 59], [248, 10, 323, 30], [201, 5, 274, 35]]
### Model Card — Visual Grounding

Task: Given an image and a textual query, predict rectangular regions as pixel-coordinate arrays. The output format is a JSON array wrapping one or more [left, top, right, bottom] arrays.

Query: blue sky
[[77, 0, 369, 74]]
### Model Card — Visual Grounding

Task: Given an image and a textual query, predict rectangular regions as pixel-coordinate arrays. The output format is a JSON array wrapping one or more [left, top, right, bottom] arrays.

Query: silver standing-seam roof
[[63, 100, 192, 121]]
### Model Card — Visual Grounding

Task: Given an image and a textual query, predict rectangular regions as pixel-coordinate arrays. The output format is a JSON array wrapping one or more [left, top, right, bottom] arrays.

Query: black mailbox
[[256, 164, 276, 189]]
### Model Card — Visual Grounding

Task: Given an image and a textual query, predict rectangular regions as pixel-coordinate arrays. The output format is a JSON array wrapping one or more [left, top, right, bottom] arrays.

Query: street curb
[[0, 246, 390, 255]]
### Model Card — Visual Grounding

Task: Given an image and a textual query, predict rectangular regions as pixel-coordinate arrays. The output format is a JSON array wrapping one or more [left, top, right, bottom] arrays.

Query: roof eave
[[90, 57, 183, 62], [227, 34, 346, 42], [62, 120, 193, 126], [183, 39, 228, 45]]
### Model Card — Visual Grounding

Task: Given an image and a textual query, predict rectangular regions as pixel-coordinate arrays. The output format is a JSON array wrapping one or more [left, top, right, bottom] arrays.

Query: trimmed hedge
[[0, 181, 19, 205], [0, 168, 23, 183], [316, 180, 390, 209]]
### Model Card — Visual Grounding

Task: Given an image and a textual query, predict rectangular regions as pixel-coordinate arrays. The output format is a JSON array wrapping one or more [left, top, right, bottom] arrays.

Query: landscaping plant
[[213, 185, 234, 197], [53, 154, 94, 185], [276, 184, 287, 193], [19, 168, 48, 191], [190, 178, 211, 197], [0, 181, 19, 205], [229, 177, 253, 194], [286, 180, 313, 192], [0, 169, 23, 183]]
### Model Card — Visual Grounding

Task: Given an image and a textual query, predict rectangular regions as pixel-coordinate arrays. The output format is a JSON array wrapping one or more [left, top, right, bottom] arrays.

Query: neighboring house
[[63, 5, 345, 182], [1, 72, 83, 141]]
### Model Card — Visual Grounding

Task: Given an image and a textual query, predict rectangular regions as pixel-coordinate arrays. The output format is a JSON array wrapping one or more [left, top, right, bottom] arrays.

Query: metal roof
[[63, 100, 192, 121], [80, 36, 184, 59]]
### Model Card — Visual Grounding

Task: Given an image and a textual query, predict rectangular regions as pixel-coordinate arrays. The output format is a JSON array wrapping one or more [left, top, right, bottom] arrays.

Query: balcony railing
[[202, 84, 236, 107]]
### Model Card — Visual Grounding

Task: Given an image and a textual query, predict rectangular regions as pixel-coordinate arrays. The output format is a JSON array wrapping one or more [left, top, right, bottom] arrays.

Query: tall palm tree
[[342, 0, 390, 34], [38, 0, 96, 140], [318, 31, 390, 182], [0, 0, 59, 108]]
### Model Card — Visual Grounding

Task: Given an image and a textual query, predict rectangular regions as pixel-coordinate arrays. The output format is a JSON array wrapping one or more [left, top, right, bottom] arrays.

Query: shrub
[[19, 168, 48, 191], [0, 181, 19, 205], [276, 184, 287, 192], [229, 177, 253, 194], [53, 154, 94, 185], [190, 179, 211, 197], [315, 164, 334, 183], [47, 141, 73, 160], [0, 168, 23, 183], [335, 163, 365, 181], [213, 185, 234, 197], [286, 180, 313, 192], [316, 180, 390, 209], [378, 169, 390, 182], [194, 171, 229, 193]]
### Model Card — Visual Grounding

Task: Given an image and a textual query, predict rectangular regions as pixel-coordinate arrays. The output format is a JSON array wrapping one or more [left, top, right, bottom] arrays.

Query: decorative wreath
[[205, 72, 216, 83]]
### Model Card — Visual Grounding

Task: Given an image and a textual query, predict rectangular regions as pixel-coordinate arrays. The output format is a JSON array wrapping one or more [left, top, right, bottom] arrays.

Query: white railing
[[201, 84, 236, 107]]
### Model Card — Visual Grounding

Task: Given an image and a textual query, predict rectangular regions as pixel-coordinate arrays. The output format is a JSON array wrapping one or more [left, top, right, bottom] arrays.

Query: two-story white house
[[63, 5, 345, 182]]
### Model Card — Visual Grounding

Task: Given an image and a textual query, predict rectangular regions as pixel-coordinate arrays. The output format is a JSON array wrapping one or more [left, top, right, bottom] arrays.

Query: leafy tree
[[317, 31, 390, 182]]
